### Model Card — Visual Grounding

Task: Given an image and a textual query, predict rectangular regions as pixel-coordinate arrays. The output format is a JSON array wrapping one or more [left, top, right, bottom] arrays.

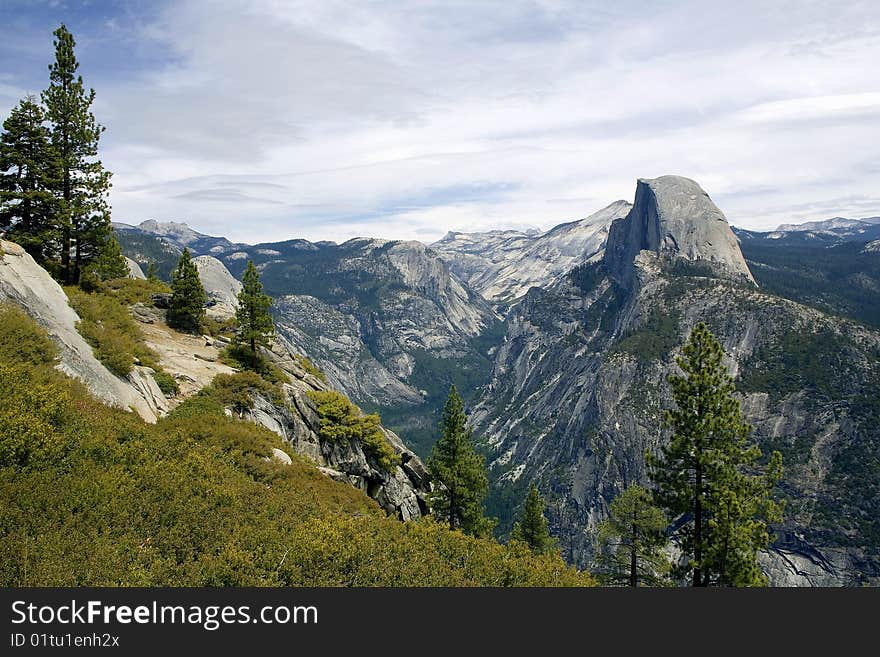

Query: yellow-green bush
[[308, 390, 400, 471], [65, 284, 177, 396], [199, 370, 283, 413], [99, 277, 171, 306], [201, 315, 238, 338], [218, 343, 289, 384], [296, 354, 327, 382], [0, 303, 58, 367], [0, 310, 594, 587]]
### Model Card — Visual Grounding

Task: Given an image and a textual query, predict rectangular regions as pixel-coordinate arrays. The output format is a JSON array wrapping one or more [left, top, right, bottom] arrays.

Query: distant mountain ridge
[[432, 200, 631, 310], [775, 216, 880, 232]]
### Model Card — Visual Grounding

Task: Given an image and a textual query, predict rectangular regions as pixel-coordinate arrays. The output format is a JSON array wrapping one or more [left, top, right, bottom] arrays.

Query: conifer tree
[[596, 485, 670, 587], [41, 24, 112, 284], [234, 260, 274, 355], [167, 248, 205, 333], [146, 261, 159, 282], [87, 234, 128, 282], [510, 483, 556, 554], [648, 322, 783, 586], [0, 95, 58, 264], [427, 385, 494, 537]]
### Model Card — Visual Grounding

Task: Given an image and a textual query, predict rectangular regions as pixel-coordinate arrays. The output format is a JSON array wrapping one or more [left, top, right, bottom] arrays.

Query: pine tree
[[648, 322, 783, 586], [0, 95, 58, 264], [167, 248, 206, 333], [596, 485, 670, 587], [234, 260, 274, 355], [87, 233, 128, 282], [510, 483, 556, 554], [41, 24, 113, 284], [146, 261, 159, 282], [427, 385, 495, 537]]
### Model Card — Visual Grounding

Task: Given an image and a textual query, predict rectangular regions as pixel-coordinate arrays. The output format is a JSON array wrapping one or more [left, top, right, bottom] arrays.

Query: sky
[[1, 0, 879, 244]]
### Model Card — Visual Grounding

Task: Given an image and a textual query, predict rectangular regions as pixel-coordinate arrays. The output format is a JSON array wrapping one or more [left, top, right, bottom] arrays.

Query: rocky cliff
[[470, 177, 880, 585], [0, 239, 160, 422], [193, 255, 241, 320], [433, 200, 631, 309], [604, 176, 755, 288]]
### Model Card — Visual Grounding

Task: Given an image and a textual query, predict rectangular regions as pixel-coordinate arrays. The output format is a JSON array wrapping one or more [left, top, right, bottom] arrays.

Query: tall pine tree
[[596, 485, 670, 587], [0, 95, 58, 264], [85, 233, 128, 283], [648, 322, 783, 586], [235, 260, 274, 354], [510, 483, 556, 554], [427, 385, 494, 537], [42, 24, 113, 284], [167, 248, 206, 333]]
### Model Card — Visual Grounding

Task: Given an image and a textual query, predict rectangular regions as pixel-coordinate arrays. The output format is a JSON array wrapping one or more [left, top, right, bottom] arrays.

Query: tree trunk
[[61, 122, 71, 284], [250, 336, 256, 354], [693, 460, 703, 587], [449, 484, 456, 531], [61, 221, 71, 283], [73, 232, 81, 285], [630, 529, 638, 588]]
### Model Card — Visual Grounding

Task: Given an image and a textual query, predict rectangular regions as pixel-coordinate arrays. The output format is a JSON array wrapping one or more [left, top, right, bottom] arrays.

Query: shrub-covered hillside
[[0, 304, 593, 586]]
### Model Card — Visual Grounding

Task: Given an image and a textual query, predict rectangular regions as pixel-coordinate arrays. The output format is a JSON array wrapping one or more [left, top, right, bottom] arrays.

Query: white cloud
[[6, 0, 880, 242]]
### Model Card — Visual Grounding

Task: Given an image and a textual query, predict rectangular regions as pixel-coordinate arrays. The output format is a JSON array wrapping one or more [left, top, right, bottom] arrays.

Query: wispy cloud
[[2, 0, 880, 243]]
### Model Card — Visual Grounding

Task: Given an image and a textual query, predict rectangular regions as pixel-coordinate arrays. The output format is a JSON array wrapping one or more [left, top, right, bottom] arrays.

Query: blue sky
[[1, 0, 879, 243]]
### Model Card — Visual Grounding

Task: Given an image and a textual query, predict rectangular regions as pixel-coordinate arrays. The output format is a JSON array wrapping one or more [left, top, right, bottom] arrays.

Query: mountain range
[[113, 177, 880, 585]]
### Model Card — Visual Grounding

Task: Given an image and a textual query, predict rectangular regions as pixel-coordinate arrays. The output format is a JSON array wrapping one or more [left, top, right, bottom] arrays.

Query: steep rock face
[[433, 201, 631, 309], [125, 257, 146, 280], [273, 294, 424, 408], [0, 240, 157, 422], [471, 178, 880, 585], [605, 176, 755, 288], [241, 337, 432, 519], [193, 255, 241, 320]]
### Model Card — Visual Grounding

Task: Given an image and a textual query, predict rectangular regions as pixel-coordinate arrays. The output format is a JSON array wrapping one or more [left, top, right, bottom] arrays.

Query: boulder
[[125, 257, 146, 280], [270, 448, 292, 466], [0, 240, 157, 422], [193, 255, 241, 320]]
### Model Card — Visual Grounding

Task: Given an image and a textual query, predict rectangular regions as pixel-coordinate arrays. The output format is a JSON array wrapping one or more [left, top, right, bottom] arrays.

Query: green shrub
[[202, 315, 238, 337], [99, 277, 171, 306], [308, 390, 400, 471], [67, 287, 146, 376], [203, 371, 282, 413], [0, 303, 58, 367], [218, 343, 289, 384], [66, 286, 178, 389], [296, 354, 327, 382], [152, 370, 179, 397]]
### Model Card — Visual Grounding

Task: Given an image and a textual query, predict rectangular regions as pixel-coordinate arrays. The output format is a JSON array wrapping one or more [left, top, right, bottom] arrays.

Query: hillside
[[0, 245, 592, 586]]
